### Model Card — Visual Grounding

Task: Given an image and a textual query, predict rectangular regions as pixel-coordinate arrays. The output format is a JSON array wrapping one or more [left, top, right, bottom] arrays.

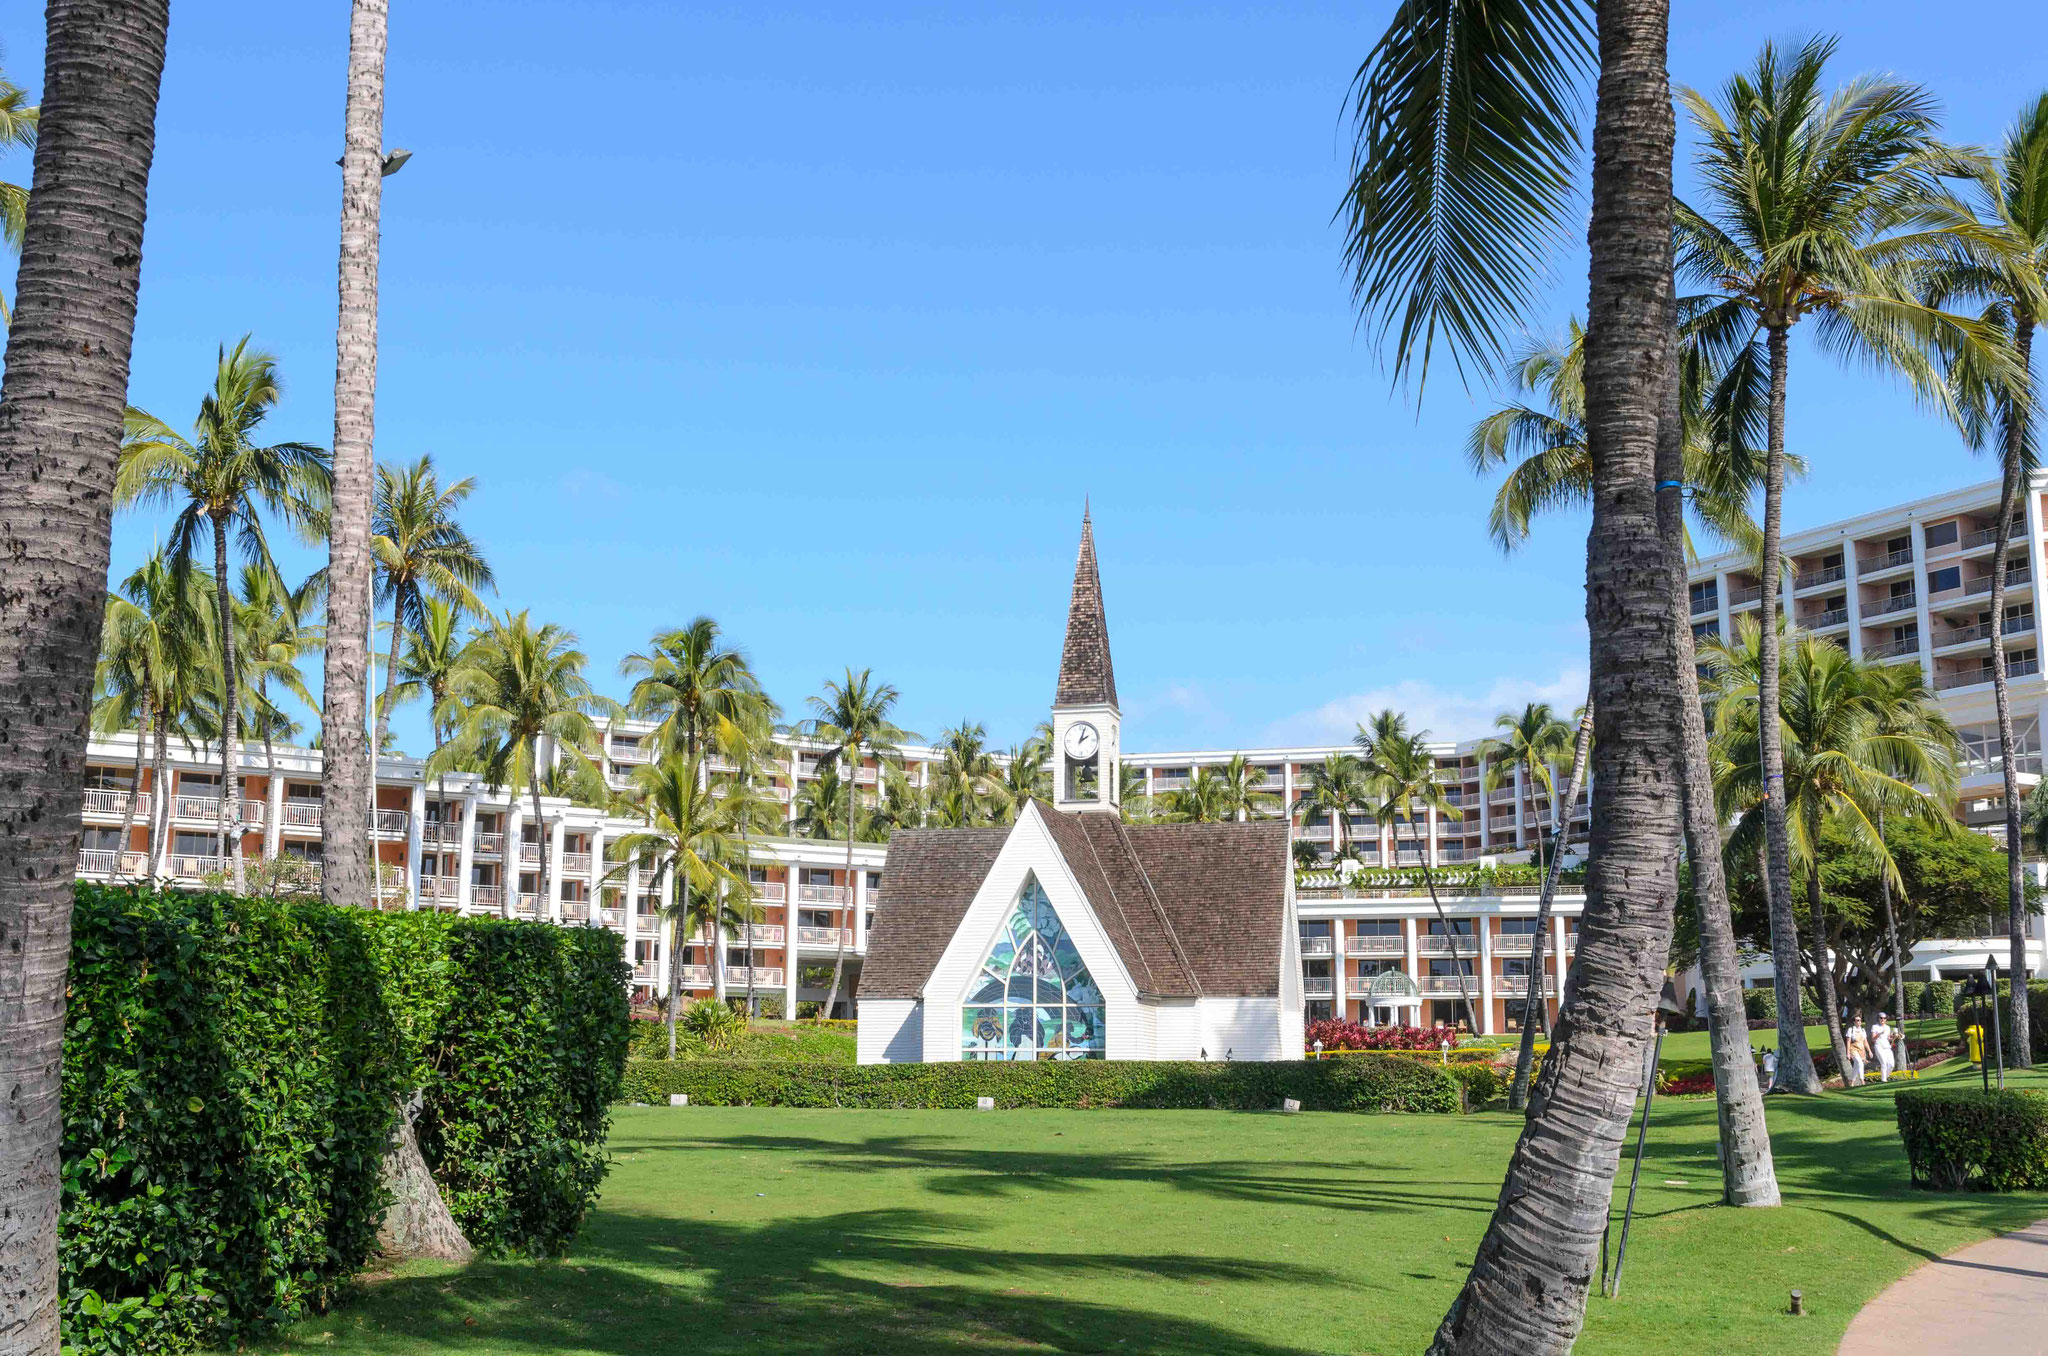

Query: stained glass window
[[961, 875, 1105, 1060]]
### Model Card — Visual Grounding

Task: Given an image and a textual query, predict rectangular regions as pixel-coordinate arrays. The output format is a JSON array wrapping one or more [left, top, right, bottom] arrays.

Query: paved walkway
[[1840, 1217, 2048, 1354]]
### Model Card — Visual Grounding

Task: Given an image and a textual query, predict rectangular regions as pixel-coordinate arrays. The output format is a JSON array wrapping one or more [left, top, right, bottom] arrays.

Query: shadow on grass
[[297, 1207, 1331, 1356], [612, 1133, 1508, 1219]]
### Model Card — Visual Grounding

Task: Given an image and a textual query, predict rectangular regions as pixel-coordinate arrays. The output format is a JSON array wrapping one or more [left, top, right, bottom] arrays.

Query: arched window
[[961, 875, 1105, 1060]]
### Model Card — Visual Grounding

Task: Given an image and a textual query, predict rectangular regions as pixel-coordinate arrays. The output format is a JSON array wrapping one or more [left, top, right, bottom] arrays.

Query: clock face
[[1063, 722, 1100, 760]]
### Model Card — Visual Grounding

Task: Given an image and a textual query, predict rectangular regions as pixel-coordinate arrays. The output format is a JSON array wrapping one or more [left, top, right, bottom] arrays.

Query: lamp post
[[1606, 978, 1686, 1299]]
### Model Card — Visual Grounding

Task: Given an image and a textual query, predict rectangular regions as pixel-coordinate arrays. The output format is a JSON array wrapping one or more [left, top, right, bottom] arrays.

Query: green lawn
[[268, 1062, 2048, 1356], [1655, 1016, 1961, 1066]]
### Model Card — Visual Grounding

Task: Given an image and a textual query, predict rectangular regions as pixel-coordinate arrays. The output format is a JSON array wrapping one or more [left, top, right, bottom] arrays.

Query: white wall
[[1152, 1000, 1200, 1060], [857, 999, 922, 1064], [1199, 998, 1289, 1061]]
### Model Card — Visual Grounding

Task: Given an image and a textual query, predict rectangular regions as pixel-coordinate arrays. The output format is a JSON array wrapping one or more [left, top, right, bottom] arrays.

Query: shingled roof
[[863, 805, 1288, 1001], [1053, 511, 1118, 709]]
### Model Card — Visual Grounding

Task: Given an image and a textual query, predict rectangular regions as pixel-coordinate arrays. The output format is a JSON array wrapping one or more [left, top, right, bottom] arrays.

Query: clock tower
[[1051, 508, 1121, 815]]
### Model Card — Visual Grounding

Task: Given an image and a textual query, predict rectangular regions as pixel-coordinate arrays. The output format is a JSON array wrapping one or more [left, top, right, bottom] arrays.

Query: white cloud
[[1125, 682, 1223, 728], [1262, 666, 1589, 747]]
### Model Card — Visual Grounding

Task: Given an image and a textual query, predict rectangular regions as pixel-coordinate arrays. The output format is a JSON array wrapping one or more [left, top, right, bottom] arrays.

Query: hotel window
[[1354, 919, 1402, 936], [1428, 958, 1475, 976], [1929, 566, 1962, 594], [84, 766, 135, 790], [1924, 520, 1959, 549], [81, 826, 124, 852], [1355, 958, 1402, 977], [1500, 958, 1532, 978], [1689, 580, 1718, 613], [1886, 533, 1911, 556], [961, 874, 1105, 1061], [1426, 918, 1475, 935], [1497, 918, 1542, 935]]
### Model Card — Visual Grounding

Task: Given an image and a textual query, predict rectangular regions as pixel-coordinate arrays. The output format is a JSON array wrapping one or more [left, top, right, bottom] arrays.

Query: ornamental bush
[[619, 1055, 1460, 1114], [1896, 1087, 2048, 1191], [1739, 986, 1822, 1022], [62, 886, 629, 1356], [1919, 980, 1958, 1015], [1304, 1019, 1460, 1051]]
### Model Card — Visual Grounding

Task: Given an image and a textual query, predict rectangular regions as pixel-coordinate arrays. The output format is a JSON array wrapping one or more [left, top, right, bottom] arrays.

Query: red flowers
[[1306, 1019, 1457, 1051]]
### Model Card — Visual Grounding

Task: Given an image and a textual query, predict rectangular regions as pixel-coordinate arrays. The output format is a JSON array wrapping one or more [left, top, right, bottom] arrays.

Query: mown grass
[[258, 1059, 2048, 1356], [629, 1019, 859, 1065]]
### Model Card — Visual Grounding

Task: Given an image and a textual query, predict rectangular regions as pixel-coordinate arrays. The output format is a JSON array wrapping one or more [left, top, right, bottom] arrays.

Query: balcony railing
[[797, 924, 853, 947], [630, 964, 660, 985], [417, 874, 461, 900], [1416, 975, 1474, 996], [1964, 521, 2027, 550], [1345, 934, 1405, 956], [1415, 934, 1477, 956], [473, 831, 505, 855], [798, 883, 849, 904], [562, 851, 593, 874], [1934, 615, 2037, 648], [82, 787, 148, 818], [601, 906, 626, 927], [1297, 824, 1333, 842], [275, 799, 320, 829], [1805, 607, 1848, 629], [1299, 935, 1334, 958], [1302, 976, 1336, 1000], [1488, 786, 1518, 805], [513, 893, 545, 918], [77, 848, 148, 876], [1492, 974, 1533, 996], [519, 841, 542, 864], [748, 881, 788, 903], [1491, 933, 1538, 956], [1857, 547, 1914, 573], [1727, 584, 1765, 607], [1794, 563, 1846, 590], [167, 853, 226, 878], [678, 964, 714, 987], [1863, 636, 1921, 660], [1936, 657, 2042, 690], [421, 820, 464, 847], [1867, 593, 1917, 617], [735, 923, 786, 945], [1967, 570, 2031, 596], [371, 808, 409, 836], [729, 966, 784, 987], [610, 742, 652, 764], [470, 885, 502, 908], [1689, 592, 1719, 615]]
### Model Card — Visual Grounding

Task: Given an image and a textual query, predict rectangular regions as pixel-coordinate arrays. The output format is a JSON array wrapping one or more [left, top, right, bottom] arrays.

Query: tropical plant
[[620, 616, 772, 766], [0, 6, 173, 1345], [0, 61, 36, 325], [118, 338, 332, 892], [435, 612, 609, 915], [1677, 36, 1996, 1092], [799, 669, 914, 1019], [1213, 753, 1279, 822], [389, 596, 471, 841], [1000, 729, 1052, 816], [1160, 767, 1232, 823], [1355, 711, 1477, 1030], [932, 720, 1011, 827], [715, 716, 789, 1016], [1706, 619, 1962, 1083], [1291, 754, 1374, 861], [1922, 92, 2048, 1064], [606, 752, 754, 1057], [370, 454, 493, 764], [1117, 760, 1151, 823], [793, 762, 853, 841], [96, 552, 212, 880]]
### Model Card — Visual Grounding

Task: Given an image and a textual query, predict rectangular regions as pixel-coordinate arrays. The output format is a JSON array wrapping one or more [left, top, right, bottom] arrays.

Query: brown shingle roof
[[1054, 511, 1118, 708], [865, 808, 1289, 1003]]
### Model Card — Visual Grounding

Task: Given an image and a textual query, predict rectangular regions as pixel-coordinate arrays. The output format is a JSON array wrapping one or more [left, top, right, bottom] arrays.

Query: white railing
[[1415, 934, 1477, 955], [276, 799, 319, 829], [1417, 975, 1474, 996], [729, 966, 783, 987], [1299, 935, 1334, 958], [630, 964, 660, 985], [471, 885, 502, 908], [1297, 824, 1333, 841], [1302, 976, 1336, 1000], [82, 788, 148, 818], [678, 964, 713, 987], [372, 808, 409, 836], [1491, 933, 1538, 955], [1805, 608, 1848, 629], [563, 851, 592, 874], [797, 925, 853, 947], [798, 883, 849, 904], [513, 893, 544, 918], [417, 875, 461, 900], [77, 848, 148, 876], [748, 882, 788, 903], [1858, 547, 1913, 573], [1867, 593, 1917, 617], [167, 853, 226, 878], [1968, 570, 2031, 596], [1727, 584, 1765, 607], [1794, 564, 1845, 590], [601, 907, 625, 927], [735, 923, 786, 945], [519, 841, 542, 864], [1345, 935, 1405, 956], [473, 831, 505, 854], [560, 900, 592, 923], [422, 821, 464, 847], [610, 742, 651, 764], [173, 793, 221, 820], [1493, 974, 1533, 996]]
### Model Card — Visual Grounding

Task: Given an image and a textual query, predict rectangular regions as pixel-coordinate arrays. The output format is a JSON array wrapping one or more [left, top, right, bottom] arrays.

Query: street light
[[334, 147, 412, 176]]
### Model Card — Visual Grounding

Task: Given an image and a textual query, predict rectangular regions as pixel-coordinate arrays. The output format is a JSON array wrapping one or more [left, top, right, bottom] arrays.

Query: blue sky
[[5, 2, 2041, 757]]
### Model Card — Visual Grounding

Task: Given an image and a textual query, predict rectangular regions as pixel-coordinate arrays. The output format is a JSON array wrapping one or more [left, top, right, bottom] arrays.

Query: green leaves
[[183, 1098, 203, 1114]]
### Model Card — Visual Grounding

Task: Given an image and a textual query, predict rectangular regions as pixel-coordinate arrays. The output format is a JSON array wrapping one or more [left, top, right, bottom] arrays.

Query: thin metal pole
[[1607, 1020, 1665, 1299], [1987, 958, 2007, 1091]]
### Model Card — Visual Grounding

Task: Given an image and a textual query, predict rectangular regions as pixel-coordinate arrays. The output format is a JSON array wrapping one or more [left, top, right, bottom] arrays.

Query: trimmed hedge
[[1897, 1087, 2048, 1191], [62, 886, 629, 1356], [1920, 980, 1957, 1015], [619, 1055, 1461, 1114], [1740, 985, 1822, 1022]]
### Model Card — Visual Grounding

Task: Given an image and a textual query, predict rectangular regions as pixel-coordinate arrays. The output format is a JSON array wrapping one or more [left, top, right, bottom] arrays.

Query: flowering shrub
[[1659, 1072, 1717, 1096], [1305, 1019, 1459, 1052]]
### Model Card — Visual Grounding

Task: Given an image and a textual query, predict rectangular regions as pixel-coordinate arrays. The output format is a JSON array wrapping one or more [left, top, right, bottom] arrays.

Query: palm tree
[[799, 669, 915, 1020], [233, 564, 322, 883], [436, 612, 607, 916], [792, 763, 852, 841], [714, 714, 787, 1016], [0, 61, 36, 325], [1213, 753, 1279, 822], [0, 5, 173, 1343], [118, 338, 331, 891], [1470, 298, 1780, 1186], [1356, 712, 1477, 1031], [1291, 755, 1374, 864], [1160, 768, 1232, 824], [96, 552, 211, 882], [1707, 620, 1961, 1082], [1116, 761, 1151, 823], [1923, 93, 2048, 1065], [370, 455, 493, 764], [933, 720, 1010, 826], [1676, 37, 1996, 1092], [389, 596, 470, 851], [606, 752, 753, 1056], [1000, 732, 1051, 819]]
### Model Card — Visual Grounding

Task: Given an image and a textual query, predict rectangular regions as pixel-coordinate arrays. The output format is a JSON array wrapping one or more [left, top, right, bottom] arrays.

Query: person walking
[[1845, 1018, 1869, 1087], [1762, 1046, 1778, 1093], [1870, 1012, 1897, 1083]]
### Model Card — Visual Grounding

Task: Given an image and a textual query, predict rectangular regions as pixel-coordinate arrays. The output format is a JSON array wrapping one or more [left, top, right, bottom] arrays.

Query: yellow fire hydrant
[[1965, 1023, 1985, 1064]]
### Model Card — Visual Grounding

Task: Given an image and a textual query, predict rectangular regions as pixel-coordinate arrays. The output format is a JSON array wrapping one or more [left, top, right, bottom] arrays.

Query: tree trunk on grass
[[147, 722, 171, 881], [0, 5, 170, 1350], [1990, 323, 2034, 1064], [118, 703, 152, 884], [1509, 702, 1593, 1111], [375, 1096, 473, 1263], [1427, 0, 1687, 1348], [321, 0, 388, 915], [210, 520, 247, 894]]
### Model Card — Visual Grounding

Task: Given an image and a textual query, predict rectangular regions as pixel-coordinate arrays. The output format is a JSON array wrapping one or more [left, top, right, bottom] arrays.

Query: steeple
[[1054, 508, 1118, 710]]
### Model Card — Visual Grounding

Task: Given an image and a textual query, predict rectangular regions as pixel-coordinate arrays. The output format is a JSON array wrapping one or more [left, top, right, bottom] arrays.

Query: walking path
[[1839, 1216, 2048, 1354]]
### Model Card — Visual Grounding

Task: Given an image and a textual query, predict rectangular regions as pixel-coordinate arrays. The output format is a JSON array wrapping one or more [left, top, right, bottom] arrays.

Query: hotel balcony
[[167, 853, 226, 879], [631, 963, 660, 986], [1347, 973, 1420, 999], [1689, 591, 1719, 616], [560, 899, 592, 923], [513, 893, 546, 918], [610, 743, 652, 764], [733, 923, 786, 945], [1933, 616, 2037, 651], [678, 964, 714, 988], [171, 794, 266, 826], [601, 906, 625, 927], [518, 840, 542, 865], [1302, 976, 1336, 1000], [1492, 974, 1534, 996], [796, 924, 854, 948], [749, 881, 788, 903], [1345, 934, 1405, 957], [417, 874, 461, 903], [1151, 773, 1191, 791], [1299, 934, 1334, 958], [798, 883, 850, 905], [1487, 785, 1518, 805], [1416, 975, 1474, 996], [371, 808, 409, 837], [1864, 636, 1921, 661], [1857, 546, 1915, 576], [1794, 563, 1846, 592], [1864, 592, 1917, 619], [274, 799, 321, 831], [730, 966, 784, 987], [563, 850, 593, 874], [1967, 569, 2031, 597], [473, 831, 505, 856], [1490, 933, 1538, 956], [1296, 824, 1333, 842], [421, 820, 464, 848], [1727, 584, 1766, 610], [1803, 607, 1849, 631], [1936, 657, 2042, 691], [77, 848, 148, 877], [1963, 520, 2028, 552], [82, 788, 149, 819], [1415, 934, 1477, 956], [471, 884, 503, 909]]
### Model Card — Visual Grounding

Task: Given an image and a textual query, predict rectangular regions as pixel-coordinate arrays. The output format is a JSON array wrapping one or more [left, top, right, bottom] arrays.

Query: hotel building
[[69, 476, 2048, 1035]]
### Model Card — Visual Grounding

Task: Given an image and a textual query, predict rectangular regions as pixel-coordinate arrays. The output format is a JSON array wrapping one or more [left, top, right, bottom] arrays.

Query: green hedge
[[62, 886, 629, 1356], [1740, 985, 1822, 1022], [1920, 980, 1957, 1015], [619, 1055, 1461, 1113], [1896, 1087, 2048, 1191]]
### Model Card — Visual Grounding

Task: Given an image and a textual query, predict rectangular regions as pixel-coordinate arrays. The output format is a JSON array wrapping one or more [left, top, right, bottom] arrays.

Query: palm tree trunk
[[1806, 798, 1851, 1083], [1655, 293, 1779, 1199], [1992, 316, 2035, 1066], [148, 721, 171, 881], [118, 700, 152, 883], [1509, 703, 1593, 1111], [212, 519, 247, 894], [1421, 866, 1478, 1033], [664, 866, 682, 1059], [0, 3, 171, 1345], [1755, 321, 1820, 1092], [745, 911, 758, 1018], [526, 744, 548, 919], [369, 596, 407, 911], [1428, 2, 1685, 1346], [1876, 808, 1911, 1069], [321, 0, 388, 914], [823, 755, 856, 1022]]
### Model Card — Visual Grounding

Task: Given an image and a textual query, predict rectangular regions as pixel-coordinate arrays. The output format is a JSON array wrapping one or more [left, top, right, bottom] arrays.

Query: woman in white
[[1844, 1019, 1869, 1086], [1870, 1012, 1896, 1082]]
